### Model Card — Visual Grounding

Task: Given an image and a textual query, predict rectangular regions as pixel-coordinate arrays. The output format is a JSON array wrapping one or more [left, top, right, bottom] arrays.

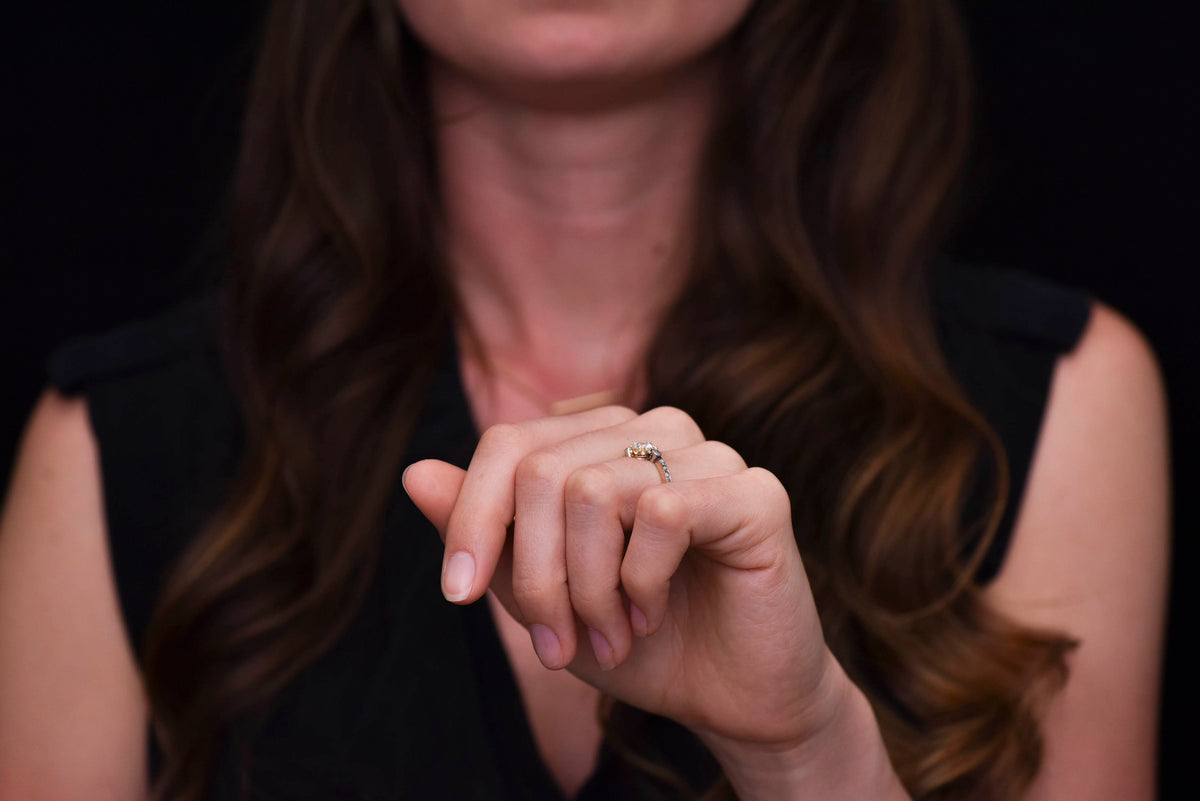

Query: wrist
[[700, 662, 910, 801]]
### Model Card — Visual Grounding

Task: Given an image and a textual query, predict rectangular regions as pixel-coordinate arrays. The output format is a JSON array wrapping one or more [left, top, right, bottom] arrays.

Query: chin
[[491, 14, 644, 80], [400, 1, 753, 107]]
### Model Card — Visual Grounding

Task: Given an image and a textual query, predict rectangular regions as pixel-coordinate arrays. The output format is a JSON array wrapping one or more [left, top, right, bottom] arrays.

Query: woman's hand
[[403, 405, 907, 798]]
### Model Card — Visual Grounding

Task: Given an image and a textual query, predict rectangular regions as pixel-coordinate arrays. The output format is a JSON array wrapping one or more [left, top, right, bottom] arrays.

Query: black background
[[1, 3, 1195, 797]]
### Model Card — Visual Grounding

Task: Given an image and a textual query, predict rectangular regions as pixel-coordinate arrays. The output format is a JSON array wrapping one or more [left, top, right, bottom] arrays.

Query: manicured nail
[[529, 624, 563, 669], [588, 628, 615, 671], [442, 551, 475, 602], [630, 603, 648, 637]]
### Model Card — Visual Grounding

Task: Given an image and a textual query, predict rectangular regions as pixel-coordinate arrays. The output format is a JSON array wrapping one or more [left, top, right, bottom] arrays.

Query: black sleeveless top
[[48, 263, 1091, 800]]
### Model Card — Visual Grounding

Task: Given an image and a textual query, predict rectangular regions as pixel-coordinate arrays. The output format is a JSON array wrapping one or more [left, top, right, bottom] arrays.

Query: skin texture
[[402, 303, 1169, 801], [397, 0, 755, 110], [0, 1, 1169, 798], [402, 407, 911, 800], [985, 305, 1169, 801], [0, 393, 148, 801], [0, 292, 1168, 801]]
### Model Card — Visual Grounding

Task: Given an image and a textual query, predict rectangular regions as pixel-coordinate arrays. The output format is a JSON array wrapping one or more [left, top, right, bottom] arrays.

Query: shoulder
[[1052, 302, 1166, 423], [931, 262, 1095, 580], [0, 392, 149, 798], [931, 262, 1092, 373], [930, 262, 1095, 449], [45, 295, 242, 487], [48, 294, 225, 395], [984, 303, 1168, 799], [45, 294, 240, 485], [44, 294, 242, 529], [1048, 303, 1166, 452], [44, 296, 244, 650], [994, 300, 1169, 595]]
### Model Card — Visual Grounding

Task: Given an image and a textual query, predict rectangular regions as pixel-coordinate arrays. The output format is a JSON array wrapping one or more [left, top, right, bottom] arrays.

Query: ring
[[625, 441, 672, 484]]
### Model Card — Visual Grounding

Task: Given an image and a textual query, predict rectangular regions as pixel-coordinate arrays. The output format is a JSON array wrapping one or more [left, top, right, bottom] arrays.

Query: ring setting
[[625, 441, 672, 484]]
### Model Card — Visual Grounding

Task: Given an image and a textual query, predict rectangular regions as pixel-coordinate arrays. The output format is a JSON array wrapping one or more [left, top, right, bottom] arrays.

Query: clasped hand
[[403, 405, 846, 753]]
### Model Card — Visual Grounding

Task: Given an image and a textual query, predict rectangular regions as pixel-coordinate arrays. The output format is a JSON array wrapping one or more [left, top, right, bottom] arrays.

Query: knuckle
[[595, 405, 639, 425], [565, 464, 618, 509], [637, 486, 689, 531], [567, 578, 611, 612], [620, 559, 667, 600], [746, 467, 791, 510], [650, 405, 705, 441], [477, 422, 525, 456], [510, 573, 562, 612], [515, 449, 562, 491], [618, 559, 649, 593], [704, 440, 748, 470]]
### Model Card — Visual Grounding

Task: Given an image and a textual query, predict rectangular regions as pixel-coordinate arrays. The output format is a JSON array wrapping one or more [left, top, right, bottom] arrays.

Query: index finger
[[441, 405, 638, 604]]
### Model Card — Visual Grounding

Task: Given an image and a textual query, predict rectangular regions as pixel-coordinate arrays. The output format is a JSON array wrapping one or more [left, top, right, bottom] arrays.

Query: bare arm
[[985, 303, 1170, 800], [0, 391, 148, 800]]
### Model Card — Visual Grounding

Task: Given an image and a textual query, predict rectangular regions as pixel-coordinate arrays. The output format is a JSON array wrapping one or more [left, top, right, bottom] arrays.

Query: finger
[[403, 460, 502, 611], [442, 405, 637, 607], [510, 444, 579, 669], [565, 441, 748, 665], [620, 468, 798, 637], [562, 462, 630, 670], [402, 459, 523, 620], [402, 459, 467, 537], [510, 407, 705, 669]]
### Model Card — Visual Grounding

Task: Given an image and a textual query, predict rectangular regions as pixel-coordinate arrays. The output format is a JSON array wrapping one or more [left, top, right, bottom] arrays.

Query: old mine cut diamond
[[626, 441, 661, 459]]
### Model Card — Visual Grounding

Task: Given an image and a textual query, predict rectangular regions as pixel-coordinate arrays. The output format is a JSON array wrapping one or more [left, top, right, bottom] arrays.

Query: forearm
[[702, 666, 910, 801]]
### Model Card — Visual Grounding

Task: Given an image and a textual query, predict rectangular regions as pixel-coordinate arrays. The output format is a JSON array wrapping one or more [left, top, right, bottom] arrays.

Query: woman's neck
[[430, 59, 719, 412]]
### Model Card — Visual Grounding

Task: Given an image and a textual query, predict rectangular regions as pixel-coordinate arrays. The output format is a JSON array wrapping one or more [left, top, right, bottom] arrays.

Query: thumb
[[402, 459, 466, 539]]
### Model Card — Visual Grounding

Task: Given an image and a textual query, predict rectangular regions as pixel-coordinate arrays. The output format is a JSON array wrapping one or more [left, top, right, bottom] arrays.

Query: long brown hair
[[144, 1, 1074, 799]]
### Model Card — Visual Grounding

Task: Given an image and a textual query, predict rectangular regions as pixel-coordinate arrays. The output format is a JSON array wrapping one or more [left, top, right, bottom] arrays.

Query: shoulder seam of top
[[47, 295, 221, 394], [932, 261, 1093, 351]]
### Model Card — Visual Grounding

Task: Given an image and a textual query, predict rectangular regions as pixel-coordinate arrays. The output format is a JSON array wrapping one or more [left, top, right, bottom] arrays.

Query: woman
[[0, 0, 1168, 799]]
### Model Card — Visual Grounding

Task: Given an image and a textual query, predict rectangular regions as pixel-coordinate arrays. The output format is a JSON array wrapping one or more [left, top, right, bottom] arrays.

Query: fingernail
[[400, 464, 413, 494], [442, 551, 475, 602], [588, 628, 615, 670], [630, 603, 648, 637], [529, 624, 563, 669]]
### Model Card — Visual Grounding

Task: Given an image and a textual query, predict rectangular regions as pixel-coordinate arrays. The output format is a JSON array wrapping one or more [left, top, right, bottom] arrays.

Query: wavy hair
[[143, 1, 1074, 799]]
